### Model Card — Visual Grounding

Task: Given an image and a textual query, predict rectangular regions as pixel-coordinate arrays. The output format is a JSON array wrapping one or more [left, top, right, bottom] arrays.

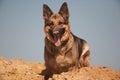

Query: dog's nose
[[53, 31, 59, 35], [53, 27, 60, 35]]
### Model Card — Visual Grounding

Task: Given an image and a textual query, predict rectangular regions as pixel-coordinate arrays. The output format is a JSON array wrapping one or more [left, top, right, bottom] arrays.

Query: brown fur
[[43, 2, 90, 79]]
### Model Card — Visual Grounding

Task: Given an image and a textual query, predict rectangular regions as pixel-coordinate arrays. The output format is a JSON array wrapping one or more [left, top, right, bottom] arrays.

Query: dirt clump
[[0, 56, 120, 80], [49, 66, 120, 80], [0, 57, 45, 80]]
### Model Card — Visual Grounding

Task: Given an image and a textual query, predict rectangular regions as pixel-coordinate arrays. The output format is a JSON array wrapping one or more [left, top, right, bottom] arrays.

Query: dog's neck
[[60, 33, 73, 54]]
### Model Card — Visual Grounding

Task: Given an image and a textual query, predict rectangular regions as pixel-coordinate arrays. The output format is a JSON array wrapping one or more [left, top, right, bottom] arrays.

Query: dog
[[43, 2, 90, 79]]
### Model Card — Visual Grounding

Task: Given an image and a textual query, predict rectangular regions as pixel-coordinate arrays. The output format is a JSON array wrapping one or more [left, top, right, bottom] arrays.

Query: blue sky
[[0, 0, 120, 71]]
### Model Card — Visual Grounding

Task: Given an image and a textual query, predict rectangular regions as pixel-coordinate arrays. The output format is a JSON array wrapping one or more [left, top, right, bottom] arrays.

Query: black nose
[[49, 28, 65, 39], [53, 31, 59, 35], [53, 27, 60, 34]]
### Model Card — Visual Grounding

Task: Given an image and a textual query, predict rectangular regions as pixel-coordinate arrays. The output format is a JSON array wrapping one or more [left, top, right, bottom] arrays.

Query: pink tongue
[[55, 39, 61, 47]]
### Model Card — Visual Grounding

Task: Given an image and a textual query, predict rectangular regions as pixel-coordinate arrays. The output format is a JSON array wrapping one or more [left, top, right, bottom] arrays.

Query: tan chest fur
[[55, 54, 75, 67]]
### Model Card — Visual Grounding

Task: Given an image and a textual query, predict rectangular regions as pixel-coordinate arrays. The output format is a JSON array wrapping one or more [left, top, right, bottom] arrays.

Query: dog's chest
[[55, 52, 75, 67]]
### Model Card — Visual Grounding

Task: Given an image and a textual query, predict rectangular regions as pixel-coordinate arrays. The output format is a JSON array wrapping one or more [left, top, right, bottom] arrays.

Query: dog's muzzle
[[49, 28, 65, 47]]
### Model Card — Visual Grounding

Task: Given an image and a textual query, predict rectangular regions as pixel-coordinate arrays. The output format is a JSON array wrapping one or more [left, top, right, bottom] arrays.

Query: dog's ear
[[43, 4, 53, 20], [59, 2, 69, 21]]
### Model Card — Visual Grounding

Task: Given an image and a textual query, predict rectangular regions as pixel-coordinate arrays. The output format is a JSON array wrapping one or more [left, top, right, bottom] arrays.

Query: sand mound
[[0, 56, 120, 80]]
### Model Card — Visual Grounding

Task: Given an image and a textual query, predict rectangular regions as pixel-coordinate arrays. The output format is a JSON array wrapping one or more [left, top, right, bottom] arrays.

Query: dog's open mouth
[[54, 34, 61, 47], [49, 28, 65, 47]]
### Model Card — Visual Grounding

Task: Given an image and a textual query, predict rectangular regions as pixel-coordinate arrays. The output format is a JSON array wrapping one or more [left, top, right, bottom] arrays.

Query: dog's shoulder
[[72, 33, 87, 46]]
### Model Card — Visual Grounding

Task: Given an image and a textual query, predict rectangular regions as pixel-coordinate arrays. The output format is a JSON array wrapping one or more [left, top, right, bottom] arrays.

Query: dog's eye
[[49, 22, 54, 26], [45, 22, 53, 26], [58, 21, 64, 25]]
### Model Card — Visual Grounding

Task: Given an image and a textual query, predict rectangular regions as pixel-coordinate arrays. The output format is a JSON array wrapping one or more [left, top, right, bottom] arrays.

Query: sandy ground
[[0, 56, 120, 80]]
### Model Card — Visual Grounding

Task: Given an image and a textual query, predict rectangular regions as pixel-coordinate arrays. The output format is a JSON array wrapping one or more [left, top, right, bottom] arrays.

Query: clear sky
[[0, 0, 120, 71]]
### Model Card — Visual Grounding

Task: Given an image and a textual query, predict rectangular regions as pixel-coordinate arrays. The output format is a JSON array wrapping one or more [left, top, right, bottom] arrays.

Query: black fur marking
[[59, 28, 65, 38]]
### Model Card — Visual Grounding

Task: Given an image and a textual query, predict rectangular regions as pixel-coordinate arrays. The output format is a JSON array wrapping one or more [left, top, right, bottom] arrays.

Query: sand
[[0, 56, 120, 80]]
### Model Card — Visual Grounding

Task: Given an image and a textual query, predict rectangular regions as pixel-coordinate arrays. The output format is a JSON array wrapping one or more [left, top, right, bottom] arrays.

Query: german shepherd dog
[[43, 2, 90, 79]]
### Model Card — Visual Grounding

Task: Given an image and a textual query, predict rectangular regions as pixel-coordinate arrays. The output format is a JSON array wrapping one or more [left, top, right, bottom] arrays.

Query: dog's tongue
[[55, 39, 61, 47]]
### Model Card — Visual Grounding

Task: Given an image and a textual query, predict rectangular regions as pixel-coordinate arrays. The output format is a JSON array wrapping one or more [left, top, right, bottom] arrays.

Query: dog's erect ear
[[43, 4, 53, 20], [59, 2, 69, 21]]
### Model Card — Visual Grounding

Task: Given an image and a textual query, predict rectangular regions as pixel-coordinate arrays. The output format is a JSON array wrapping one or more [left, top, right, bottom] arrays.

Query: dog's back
[[72, 34, 90, 67]]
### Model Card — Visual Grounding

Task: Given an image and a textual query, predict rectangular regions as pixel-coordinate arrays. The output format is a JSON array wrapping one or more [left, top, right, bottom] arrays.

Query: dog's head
[[43, 2, 71, 47]]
